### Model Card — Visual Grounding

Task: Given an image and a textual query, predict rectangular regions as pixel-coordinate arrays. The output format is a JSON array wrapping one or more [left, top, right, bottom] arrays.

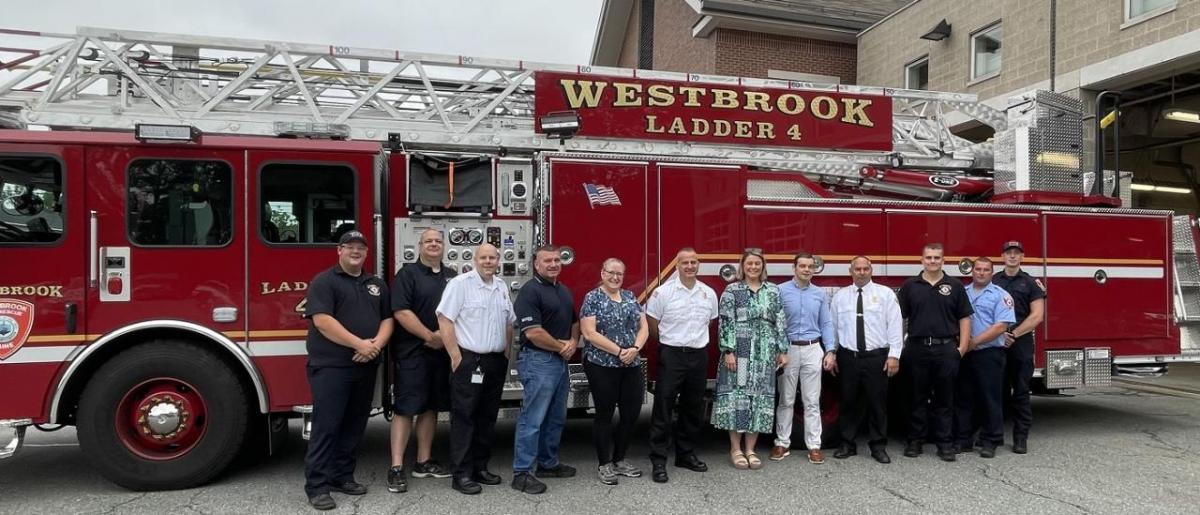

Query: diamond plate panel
[[1083, 348, 1112, 386], [1173, 216, 1196, 253], [1044, 349, 1084, 389], [1179, 286, 1200, 321], [746, 179, 822, 201], [1175, 257, 1200, 285], [995, 91, 1084, 195]]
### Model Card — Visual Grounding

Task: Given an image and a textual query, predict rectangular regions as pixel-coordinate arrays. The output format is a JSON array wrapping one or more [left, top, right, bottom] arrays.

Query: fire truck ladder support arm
[[0, 26, 1003, 182]]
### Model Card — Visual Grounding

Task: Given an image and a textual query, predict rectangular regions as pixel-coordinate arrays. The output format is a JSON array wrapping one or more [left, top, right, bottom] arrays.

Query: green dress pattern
[[710, 281, 789, 433]]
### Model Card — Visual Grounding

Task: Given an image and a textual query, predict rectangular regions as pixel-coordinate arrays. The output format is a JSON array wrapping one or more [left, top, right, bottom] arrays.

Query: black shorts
[[392, 348, 452, 416]]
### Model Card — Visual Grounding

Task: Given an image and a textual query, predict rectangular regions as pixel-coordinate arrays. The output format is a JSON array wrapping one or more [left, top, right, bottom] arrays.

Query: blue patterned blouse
[[580, 287, 644, 368]]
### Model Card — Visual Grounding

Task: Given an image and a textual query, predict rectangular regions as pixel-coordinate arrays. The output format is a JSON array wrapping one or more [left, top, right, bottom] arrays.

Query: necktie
[[856, 288, 867, 352]]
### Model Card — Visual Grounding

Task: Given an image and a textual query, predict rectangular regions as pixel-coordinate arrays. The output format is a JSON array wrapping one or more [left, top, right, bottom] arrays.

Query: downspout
[[1049, 0, 1057, 92]]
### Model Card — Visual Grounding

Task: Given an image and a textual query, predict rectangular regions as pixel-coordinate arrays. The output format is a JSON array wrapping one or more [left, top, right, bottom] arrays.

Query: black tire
[[76, 340, 250, 490]]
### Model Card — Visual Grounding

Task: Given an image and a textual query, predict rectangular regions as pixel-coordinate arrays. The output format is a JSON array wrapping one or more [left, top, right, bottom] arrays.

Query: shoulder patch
[[521, 316, 533, 323], [1035, 278, 1046, 291], [1003, 294, 1014, 308]]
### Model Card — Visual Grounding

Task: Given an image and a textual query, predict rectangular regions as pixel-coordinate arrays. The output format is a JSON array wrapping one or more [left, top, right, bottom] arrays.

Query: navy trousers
[[304, 364, 377, 497], [954, 347, 1006, 447]]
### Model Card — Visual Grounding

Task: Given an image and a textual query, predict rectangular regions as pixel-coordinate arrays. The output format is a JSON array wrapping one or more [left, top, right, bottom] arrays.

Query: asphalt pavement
[[3, 369, 1200, 514]]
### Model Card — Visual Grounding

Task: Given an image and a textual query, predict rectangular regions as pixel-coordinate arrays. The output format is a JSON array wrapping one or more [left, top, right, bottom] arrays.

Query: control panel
[[495, 159, 531, 217], [394, 217, 532, 292]]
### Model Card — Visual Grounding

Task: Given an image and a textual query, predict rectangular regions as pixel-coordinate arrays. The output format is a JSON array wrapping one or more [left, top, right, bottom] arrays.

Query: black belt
[[462, 348, 505, 356], [790, 338, 822, 346], [661, 345, 706, 353], [907, 336, 958, 346], [838, 347, 888, 357]]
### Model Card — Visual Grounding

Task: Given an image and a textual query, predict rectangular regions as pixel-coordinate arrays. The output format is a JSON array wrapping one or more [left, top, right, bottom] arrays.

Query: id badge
[[471, 366, 484, 384]]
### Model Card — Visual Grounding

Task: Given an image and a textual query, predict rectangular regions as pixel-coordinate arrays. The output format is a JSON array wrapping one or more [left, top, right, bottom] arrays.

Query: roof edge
[[858, 0, 921, 38]]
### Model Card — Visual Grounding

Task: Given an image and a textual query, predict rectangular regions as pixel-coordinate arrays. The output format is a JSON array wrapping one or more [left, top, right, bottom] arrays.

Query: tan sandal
[[746, 452, 763, 470], [731, 450, 749, 469]]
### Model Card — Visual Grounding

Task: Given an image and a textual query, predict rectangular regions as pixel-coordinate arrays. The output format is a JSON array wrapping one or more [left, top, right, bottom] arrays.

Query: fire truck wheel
[[76, 340, 250, 490]]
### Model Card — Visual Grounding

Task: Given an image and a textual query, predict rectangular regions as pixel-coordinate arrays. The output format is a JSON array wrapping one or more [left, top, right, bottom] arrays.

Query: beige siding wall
[[652, 0, 716, 74], [616, 0, 640, 68]]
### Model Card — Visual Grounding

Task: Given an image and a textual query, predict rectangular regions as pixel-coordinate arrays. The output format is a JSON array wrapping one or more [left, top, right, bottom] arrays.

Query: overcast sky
[[2, 0, 605, 64]]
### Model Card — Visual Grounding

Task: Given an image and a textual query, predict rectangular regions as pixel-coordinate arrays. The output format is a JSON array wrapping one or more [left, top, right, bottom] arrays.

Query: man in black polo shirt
[[897, 242, 972, 462], [386, 229, 456, 494], [303, 231, 393, 511], [511, 245, 580, 495], [992, 240, 1046, 455]]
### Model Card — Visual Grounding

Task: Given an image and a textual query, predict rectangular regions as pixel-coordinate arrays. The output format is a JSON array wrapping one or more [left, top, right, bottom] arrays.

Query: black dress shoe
[[330, 481, 368, 495], [452, 476, 482, 495], [473, 469, 502, 485], [979, 445, 996, 459], [936, 447, 957, 462], [955, 441, 974, 454], [833, 444, 857, 459], [870, 448, 891, 464], [1012, 438, 1028, 454], [308, 493, 336, 511], [903, 440, 923, 458], [651, 463, 668, 483], [674, 455, 708, 472]]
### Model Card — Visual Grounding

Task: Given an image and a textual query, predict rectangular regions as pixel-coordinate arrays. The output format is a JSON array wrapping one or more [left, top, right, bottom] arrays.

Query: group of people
[[298, 230, 1044, 510]]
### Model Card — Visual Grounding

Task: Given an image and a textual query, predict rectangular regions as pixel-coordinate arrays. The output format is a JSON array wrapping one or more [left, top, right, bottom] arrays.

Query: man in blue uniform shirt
[[954, 257, 1015, 458], [991, 240, 1046, 455]]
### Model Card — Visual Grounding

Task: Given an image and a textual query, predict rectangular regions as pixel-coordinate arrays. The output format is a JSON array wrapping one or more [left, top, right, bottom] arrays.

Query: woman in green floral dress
[[711, 249, 790, 470]]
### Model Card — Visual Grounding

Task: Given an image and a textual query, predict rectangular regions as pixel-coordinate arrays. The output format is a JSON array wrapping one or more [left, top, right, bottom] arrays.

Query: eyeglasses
[[602, 270, 625, 277], [340, 244, 368, 252]]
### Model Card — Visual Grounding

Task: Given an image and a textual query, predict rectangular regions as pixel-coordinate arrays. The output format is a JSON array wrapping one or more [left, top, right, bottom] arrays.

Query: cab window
[[0, 155, 64, 244], [259, 163, 356, 244], [127, 159, 233, 246]]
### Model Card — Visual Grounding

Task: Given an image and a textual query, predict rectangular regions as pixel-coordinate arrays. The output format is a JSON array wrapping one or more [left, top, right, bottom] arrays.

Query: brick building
[[857, 0, 1200, 213], [590, 0, 908, 84]]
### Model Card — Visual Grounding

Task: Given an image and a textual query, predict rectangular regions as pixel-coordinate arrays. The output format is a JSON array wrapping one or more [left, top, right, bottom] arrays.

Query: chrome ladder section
[[1171, 215, 1200, 360]]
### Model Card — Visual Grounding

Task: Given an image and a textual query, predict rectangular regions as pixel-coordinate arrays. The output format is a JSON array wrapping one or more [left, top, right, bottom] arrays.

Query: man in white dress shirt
[[436, 244, 515, 495], [645, 248, 719, 484], [824, 256, 903, 464]]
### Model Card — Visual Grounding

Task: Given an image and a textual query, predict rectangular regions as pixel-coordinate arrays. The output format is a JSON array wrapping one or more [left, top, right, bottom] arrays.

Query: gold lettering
[[293, 282, 308, 291], [711, 89, 739, 109], [668, 117, 687, 134], [21, 286, 35, 295], [713, 119, 732, 137], [786, 124, 803, 141], [646, 115, 665, 133], [734, 121, 753, 138], [777, 94, 805, 115], [260, 282, 276, 295], [647, 84, 675, 107], [277, 282, 292, 293], [743, 91, 773, 112], [841, 98, 874, 127], [811, 96, 838, 120], [678, 86, 706, 107], [691, 118, 711, 136], [559, 79, 609, 109], [612, 82, 643, 107], [756, 122, 776, 139]]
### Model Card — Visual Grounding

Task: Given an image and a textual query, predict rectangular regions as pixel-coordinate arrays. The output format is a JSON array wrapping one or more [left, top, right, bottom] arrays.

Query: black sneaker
[[903, 440, 923, 458], [1012, 438, 1028, 455], [452, 475, 482, 495], [979, 446, 996, 459], [307, 493, 336, 511], [330, 481, 367, 495], [386, 466, 408, 493], [412, 459, 452, 479], [511, 472, 547, 494], [534, 463, 577, 478]]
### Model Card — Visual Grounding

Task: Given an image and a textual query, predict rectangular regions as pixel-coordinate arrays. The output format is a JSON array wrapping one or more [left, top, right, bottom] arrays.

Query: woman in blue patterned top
[[711, 249, 789, 470], [580, 258, 648, 486]]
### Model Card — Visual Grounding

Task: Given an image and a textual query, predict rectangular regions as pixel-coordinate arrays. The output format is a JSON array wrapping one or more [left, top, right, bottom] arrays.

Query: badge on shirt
[[471, 365, 484, 384], [366, 284, 381, 296], [937, 284, 952, 296]]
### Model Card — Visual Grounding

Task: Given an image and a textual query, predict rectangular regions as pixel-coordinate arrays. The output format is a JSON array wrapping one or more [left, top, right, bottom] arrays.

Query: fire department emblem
[[937, 284, 953, 296], [366, 284, 381, 296], [0, 299, 35, 361]]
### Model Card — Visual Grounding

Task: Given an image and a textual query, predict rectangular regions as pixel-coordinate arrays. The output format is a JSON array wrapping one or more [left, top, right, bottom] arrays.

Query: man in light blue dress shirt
[[954, 257, 1015, 459], [771, 252, 835, 464]]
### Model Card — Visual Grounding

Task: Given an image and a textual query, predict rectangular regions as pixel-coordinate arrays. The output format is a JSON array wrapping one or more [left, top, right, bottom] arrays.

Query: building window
[[259, 163, 356, 244], [127, 159, 233, 246], [1126, 0, 1175, 21], [905, 57, 929, 90], [971, 23, 1002, 81], [0, 155, 64, 244]]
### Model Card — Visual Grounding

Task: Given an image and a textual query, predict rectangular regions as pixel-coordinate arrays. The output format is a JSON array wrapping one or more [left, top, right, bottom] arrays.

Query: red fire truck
[[0, 27, 1197, 490]]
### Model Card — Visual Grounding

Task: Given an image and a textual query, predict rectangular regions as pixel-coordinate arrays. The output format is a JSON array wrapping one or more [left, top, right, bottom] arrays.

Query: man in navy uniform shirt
[[511, 245, 580, 495], [302, 231, 393, 510], [897, 243, 973, 462], [991, 240, 1046, 454]]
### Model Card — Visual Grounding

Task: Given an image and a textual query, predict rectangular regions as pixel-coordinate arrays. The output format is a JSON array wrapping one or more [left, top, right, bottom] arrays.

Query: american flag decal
[[583, 183, 622, 208]]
